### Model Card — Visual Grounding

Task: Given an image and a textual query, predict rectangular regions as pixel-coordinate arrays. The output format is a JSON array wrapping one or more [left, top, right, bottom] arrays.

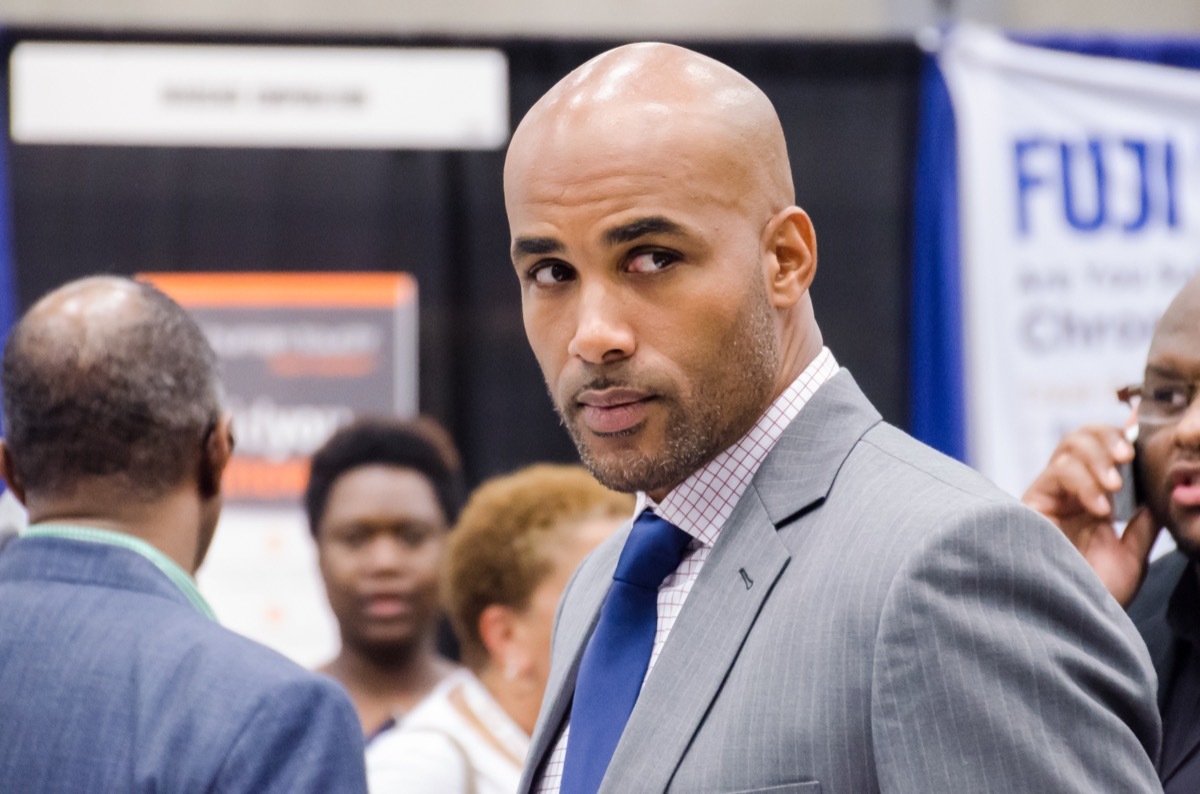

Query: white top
[[534, 348, 840, 793], [367, 671, 531, 794]]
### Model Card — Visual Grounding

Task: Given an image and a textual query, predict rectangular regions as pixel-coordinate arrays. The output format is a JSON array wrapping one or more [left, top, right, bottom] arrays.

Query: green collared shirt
[[23, 523, 217, 622]]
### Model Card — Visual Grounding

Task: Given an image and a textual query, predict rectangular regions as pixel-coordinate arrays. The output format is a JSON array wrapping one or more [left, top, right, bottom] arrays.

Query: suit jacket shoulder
[[0, 537, 367, 793]]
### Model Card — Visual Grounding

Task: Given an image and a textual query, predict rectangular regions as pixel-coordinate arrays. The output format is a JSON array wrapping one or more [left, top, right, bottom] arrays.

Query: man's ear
[[198, 414, 234, 500], [762, 206, 817, 309], [0, 441, 27, 505]]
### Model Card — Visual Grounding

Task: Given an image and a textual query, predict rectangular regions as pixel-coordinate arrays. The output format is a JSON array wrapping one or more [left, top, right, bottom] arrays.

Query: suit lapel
[[1128, 551, 1188, 712], [600, 371, 881, 793], [1156, 563, 1200, 784], [751, 371, 881, 526], [519, 524, 627, 793], [1162, 699, 1200, 786]]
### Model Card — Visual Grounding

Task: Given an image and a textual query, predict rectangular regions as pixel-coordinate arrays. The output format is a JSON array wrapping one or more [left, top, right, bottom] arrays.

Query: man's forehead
[[510, 97, 717, 171], [1148, 282, 1200, 364], [1157, 277, 1200, 330], [506, 48, 792, 223], [506, 107, 749, 209], [506, 162, 745, 249], [1152, 313, 1200, 347]]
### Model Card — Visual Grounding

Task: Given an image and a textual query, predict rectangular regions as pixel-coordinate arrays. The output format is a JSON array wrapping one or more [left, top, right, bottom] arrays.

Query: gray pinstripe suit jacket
[[521, 371, 1162, 794]]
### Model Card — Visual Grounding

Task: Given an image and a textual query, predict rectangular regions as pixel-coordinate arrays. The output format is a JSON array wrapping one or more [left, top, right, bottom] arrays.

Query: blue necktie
[[560, 510, 692, 794]]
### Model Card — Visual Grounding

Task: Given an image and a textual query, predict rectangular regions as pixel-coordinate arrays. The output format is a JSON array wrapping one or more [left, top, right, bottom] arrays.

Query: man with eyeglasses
[[1024, 274, 1200, 792]]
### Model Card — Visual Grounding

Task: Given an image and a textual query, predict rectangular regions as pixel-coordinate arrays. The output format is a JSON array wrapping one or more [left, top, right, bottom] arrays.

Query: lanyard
[[23, 523, 217, 622]]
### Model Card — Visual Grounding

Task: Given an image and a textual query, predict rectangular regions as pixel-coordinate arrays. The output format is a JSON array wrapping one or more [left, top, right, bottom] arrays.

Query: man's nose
[[1174, 392, 1200, 448], [567, 283, 635, 364]]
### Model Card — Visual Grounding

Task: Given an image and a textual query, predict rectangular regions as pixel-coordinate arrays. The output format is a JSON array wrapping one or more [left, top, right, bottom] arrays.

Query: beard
[[554, 282, 779, 495]]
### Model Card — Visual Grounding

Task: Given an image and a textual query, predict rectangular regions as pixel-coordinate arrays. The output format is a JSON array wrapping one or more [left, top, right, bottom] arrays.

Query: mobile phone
[[1112, 424, 1146, 523]]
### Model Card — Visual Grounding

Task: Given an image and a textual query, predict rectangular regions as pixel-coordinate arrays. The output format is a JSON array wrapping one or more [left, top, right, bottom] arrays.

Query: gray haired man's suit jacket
[[521, 371, 1162, 793], [0, 536, 368, 792]]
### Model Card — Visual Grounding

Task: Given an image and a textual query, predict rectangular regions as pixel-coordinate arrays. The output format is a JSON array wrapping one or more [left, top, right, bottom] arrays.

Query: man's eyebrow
[[1145, 364, 1186, 379], [511, 236, 563, 260], [603, 216, 685, 246]]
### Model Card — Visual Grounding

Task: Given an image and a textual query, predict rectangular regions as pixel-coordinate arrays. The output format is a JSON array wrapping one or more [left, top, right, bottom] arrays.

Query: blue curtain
[[909, 52, 965, 461]]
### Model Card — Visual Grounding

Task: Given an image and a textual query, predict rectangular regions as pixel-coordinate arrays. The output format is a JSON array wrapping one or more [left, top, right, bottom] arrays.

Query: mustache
[[557, 365, 670, 409], [574, 374, 634, 394]]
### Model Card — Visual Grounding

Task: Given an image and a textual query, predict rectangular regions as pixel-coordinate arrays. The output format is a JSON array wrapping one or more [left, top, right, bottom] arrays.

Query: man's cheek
[[1139, 438, 1172, 527]]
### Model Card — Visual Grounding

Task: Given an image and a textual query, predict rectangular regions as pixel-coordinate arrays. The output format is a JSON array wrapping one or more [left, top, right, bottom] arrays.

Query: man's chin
[[574, 440, 670, 495], [576, 450, 653, 494], [565, 409, 715, 495], [568, 419, 640, 463], [1165, 513, 1200, 561]]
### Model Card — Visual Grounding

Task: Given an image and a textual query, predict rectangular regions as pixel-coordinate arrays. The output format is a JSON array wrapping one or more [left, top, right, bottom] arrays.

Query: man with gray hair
[[0, 276, 367, 792]]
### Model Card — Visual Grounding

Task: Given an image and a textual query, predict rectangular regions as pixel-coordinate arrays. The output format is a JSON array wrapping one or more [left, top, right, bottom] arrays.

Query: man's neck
[[24, 484, 203, 574], [772, 320, 824, 405]]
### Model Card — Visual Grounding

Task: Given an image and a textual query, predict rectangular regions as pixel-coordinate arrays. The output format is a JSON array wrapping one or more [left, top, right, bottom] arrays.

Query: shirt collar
[[637, 347, 839, 546], [22, 523, 217, 621]]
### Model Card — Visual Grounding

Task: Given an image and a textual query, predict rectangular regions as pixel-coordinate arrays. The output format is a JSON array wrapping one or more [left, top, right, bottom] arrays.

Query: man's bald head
[[2, 276, 221, 501], [1151, 272, 1200, 351], [506, 43, 795, 221]]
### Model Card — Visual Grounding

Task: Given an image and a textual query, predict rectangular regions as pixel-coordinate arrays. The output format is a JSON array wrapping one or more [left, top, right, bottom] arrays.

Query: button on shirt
[[534, 347, 839, 793]]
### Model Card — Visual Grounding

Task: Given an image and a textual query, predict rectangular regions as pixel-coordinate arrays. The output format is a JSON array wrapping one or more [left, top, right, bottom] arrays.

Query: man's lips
[[1170, 465, 1200, 508], [576, 388, 654, 435]]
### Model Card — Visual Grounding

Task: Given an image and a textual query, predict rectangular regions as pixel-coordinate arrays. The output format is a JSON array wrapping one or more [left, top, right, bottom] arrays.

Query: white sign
[[10, 42, 509, 149], [197, 506, 338, 669], [939, 26, 1200, 496]]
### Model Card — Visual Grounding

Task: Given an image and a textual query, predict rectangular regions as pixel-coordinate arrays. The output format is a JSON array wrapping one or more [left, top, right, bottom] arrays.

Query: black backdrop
[[3, 30, 921, 487]]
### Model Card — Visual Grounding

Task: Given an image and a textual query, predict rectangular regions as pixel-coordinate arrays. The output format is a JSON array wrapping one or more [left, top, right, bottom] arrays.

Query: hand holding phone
[[1111, 424, 1145, 524], [1023, 423, 1156, 607]]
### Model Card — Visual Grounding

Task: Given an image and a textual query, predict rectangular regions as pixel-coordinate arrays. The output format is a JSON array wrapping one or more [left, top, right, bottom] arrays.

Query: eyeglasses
[[1118, 377, 1200, 425]]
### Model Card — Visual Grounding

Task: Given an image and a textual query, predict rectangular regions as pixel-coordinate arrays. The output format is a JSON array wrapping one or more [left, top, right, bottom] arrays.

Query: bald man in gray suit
[[503, 43, 1161, 793]]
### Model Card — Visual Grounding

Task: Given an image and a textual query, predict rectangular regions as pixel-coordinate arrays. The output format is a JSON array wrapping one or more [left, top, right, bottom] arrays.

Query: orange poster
[[142, 271, 419, 666]]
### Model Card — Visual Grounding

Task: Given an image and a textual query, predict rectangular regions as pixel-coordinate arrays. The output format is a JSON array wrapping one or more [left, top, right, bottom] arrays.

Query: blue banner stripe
[[910, 52, 966, 461], [1013, 34, 1200, 71]]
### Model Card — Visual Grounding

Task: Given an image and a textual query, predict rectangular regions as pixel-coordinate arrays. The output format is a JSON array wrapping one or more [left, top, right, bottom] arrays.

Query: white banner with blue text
[[938, 26, 1200, 496]]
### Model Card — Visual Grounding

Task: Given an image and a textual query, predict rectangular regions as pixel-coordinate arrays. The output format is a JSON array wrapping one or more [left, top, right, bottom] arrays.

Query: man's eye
[[1149, 385, 1189, 408], [627, 251, 677, 274], [531, 262, 575, 284]]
